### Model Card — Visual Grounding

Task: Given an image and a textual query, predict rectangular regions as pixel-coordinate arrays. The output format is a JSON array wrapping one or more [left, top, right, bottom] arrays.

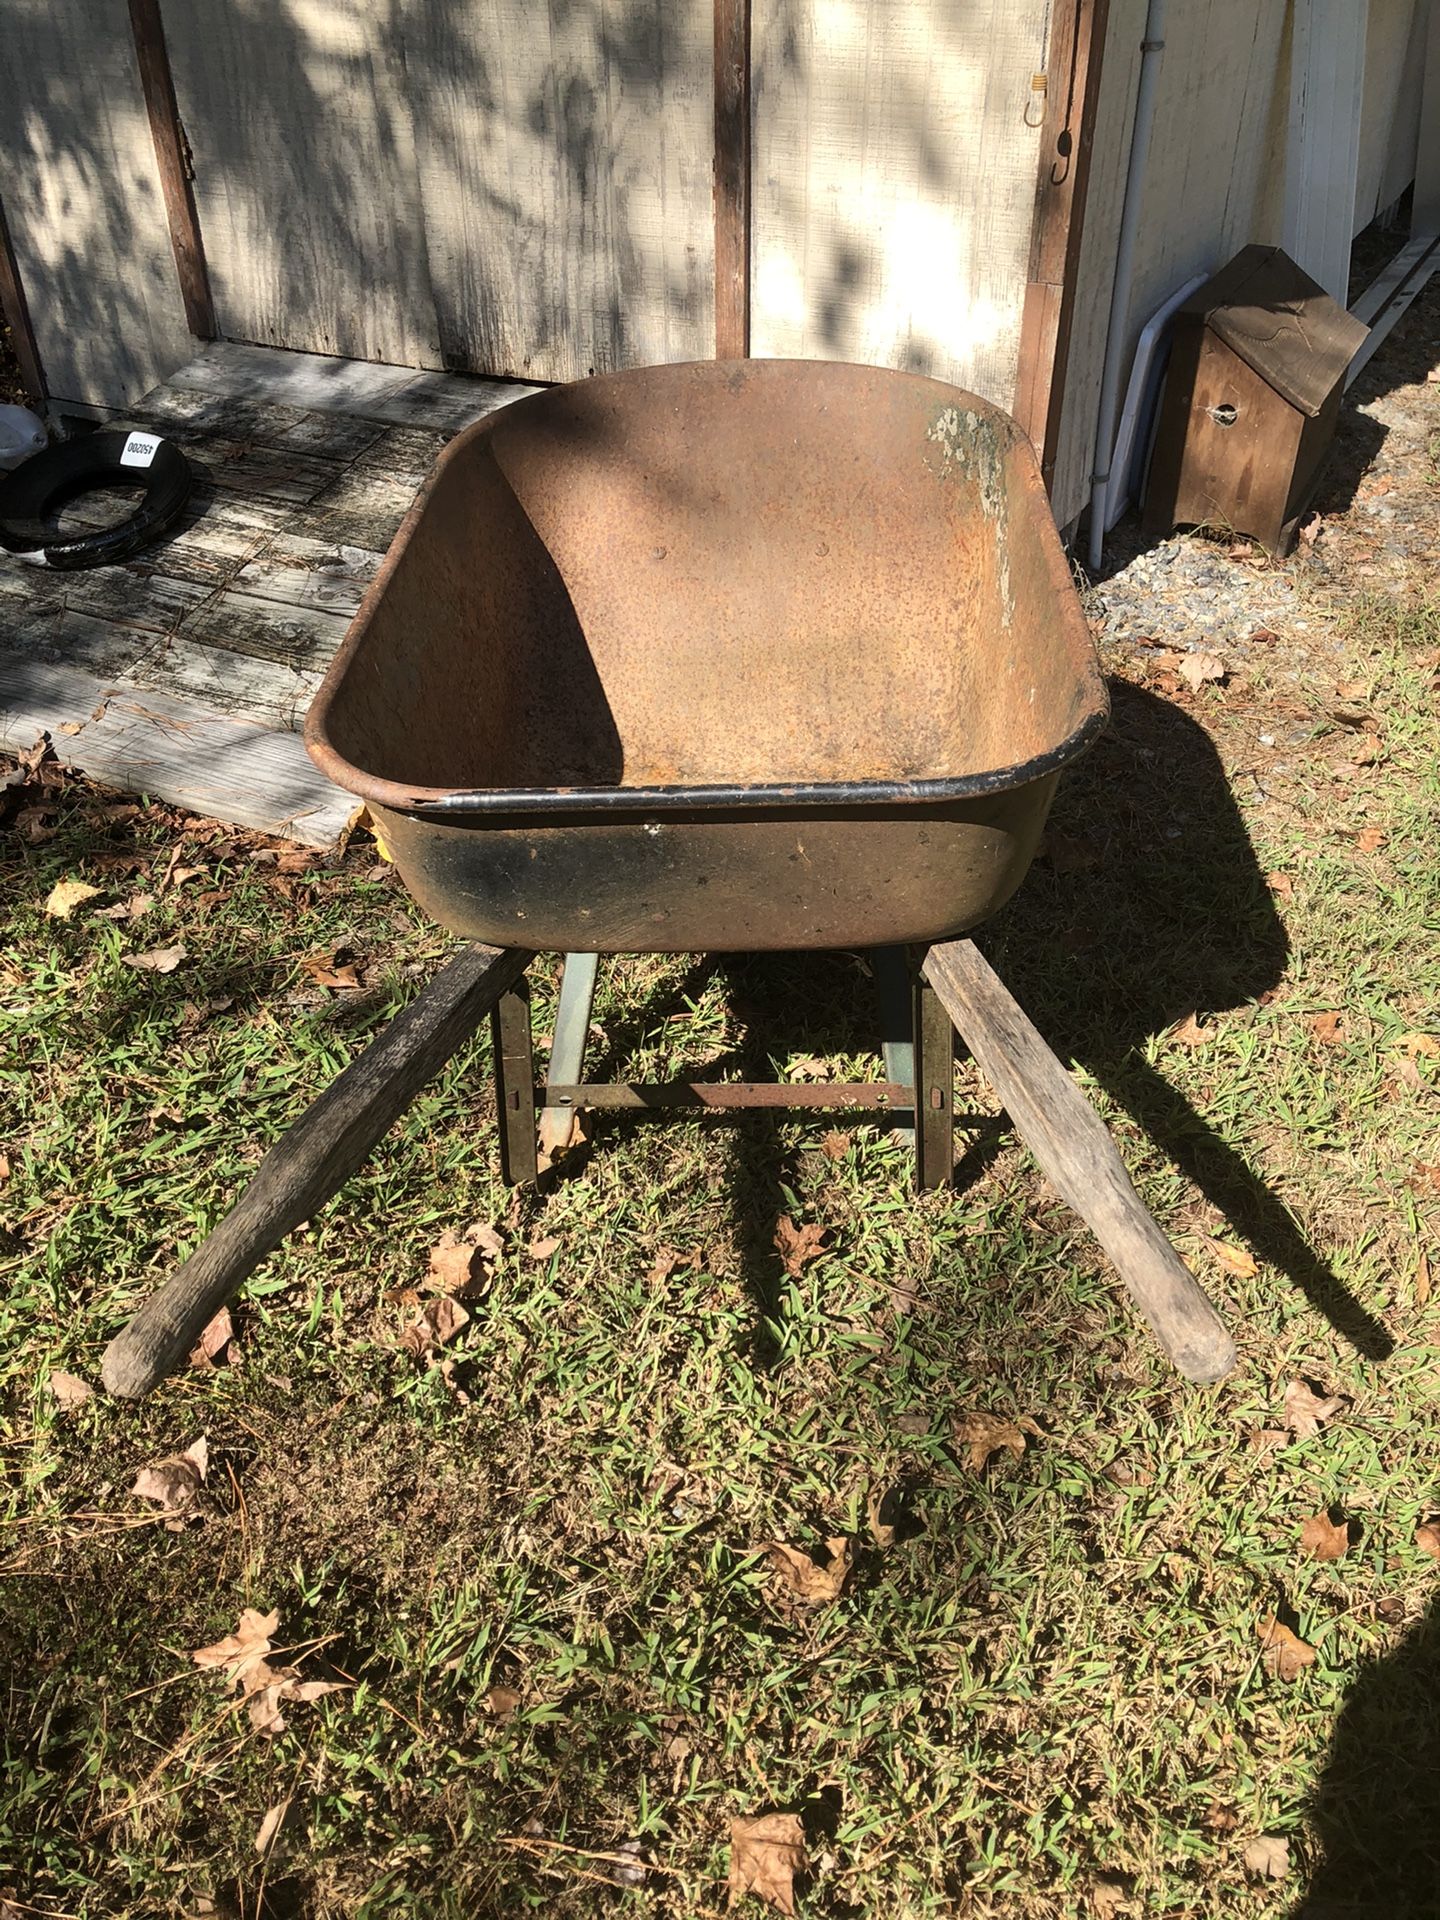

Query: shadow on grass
[[958, 679, 1392, 1361], [1293, 1598, 1440, 1917]]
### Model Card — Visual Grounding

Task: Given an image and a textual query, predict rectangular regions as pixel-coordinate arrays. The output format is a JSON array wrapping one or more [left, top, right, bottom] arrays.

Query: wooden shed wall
[[749, 0, 1052, 402], [0, 0, 194, 407], [0, 0, 1060, 412], [1050, 0, 1430, 529]]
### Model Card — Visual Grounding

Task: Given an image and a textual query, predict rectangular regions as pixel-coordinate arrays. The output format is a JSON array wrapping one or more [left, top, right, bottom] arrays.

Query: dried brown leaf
[[44, 879, 102, 919], [191, 1605, 279, 1683], [1307, 1010, 1345, 1045], [132, 1436, 209, 1528], [1265, 870, 1293, 899], [427, 1233, 490, 1298], [255, 1800, 292, 1856], [1200, 1235, 1258, 1280], [763, 1536, 853, 1604], [1300, 1512, 1349, 1563], [1089, 1875, 1131, 1917], [1417, 1251, 1432, 1307], [820, 1129, 852, 1162], [400, 1295, 470, 1357], [537, 1104, 591, 1171], [302, 952, 363, 991], [1416, 1522, 1440, 1561], [1402, 1032, 1440, 1060], [1242, 1835, 1290, 1879], [773, 1216, 827, 1276], [48, 1368, 93, 1409], [122, 944, 187, 974], [484, 1685, 522, 1720], [188, 1306, 233, 1371], [1179, 649, 1226, 692], [1248, 1427, 1291, 1454], [866, 1486, 898, 1548], [1356, 827, 1386, 853], [1257, 1614, 1317, 1680], [728, 1812, 807, 1916], [528, 1234, 561, 1262], [1169, 1011, 1213, 1048], [1282, 1379, 1345, 1439], [953, 1409, 1037, 1472]]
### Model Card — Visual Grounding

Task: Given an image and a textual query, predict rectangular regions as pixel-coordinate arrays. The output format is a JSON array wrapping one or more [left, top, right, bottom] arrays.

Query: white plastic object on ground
[[0, 404, 47, 471]]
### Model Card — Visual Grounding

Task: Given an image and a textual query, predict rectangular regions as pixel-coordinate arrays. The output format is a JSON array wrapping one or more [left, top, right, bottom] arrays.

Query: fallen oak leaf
[[1265, 870, 1294, 899], [255, 1800, 293, 1856], [191, 1606, 278, 1685], [189, 1306, 234, 1371], [44, 878, 102, 919], [400, 1295, 470, 1357], [1201, 1235, 1258, 1280], [773, 1216, 827, 1276], [762, 1536, 853, 1604], [1416, 1522, 1440, 1561], [1283, 1379, 1345, 1439], [132, 1436, 209, 1529], [528, 1234, 561, 1262], [1169, 1011, 1214, 1048], [48, 1368, 94, 1409], [728, 1812, 807, 1916], [1300, 1511, 1349, 1563], [1179, 648, 1226, 692], [953, 1410, 1040, 1472], [426, 1231, 493, 1299], [1307, 1010, 1345, 1044], [301, 952, 363, 991], [484, 1684, 522, 1720], [1401, 1033, 1440, 1060], [1356, 827, 1386, 853], [1257, 1614, 1317, 1680], [866, 1485, 898, 1549], [820, 1130, 851, 1162], [246, 1670, 344, 1737], [122, 944, 187, 974], [1089, 1876, 1131, 1918], [1242, 1835, 1291, 1879]]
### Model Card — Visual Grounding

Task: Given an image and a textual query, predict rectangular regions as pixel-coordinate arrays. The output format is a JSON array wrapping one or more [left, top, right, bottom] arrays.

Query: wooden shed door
[[160, 0, 716, 381]]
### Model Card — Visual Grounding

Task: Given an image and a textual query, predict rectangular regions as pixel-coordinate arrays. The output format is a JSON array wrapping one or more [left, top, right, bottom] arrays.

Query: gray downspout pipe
[[1087, 0, 1168, 574]]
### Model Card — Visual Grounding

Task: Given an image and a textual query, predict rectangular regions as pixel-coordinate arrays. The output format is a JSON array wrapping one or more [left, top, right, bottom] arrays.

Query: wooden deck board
[[0, 657, 350, 845], [0, 341, 536, 844]]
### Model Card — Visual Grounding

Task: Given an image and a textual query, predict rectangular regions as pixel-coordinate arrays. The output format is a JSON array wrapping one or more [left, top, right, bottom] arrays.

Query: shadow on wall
[[1293, 1597, 1440, 1917]]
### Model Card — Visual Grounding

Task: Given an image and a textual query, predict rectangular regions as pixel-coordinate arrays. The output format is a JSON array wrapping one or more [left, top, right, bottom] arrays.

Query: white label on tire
[[120, 431, 161, 468]]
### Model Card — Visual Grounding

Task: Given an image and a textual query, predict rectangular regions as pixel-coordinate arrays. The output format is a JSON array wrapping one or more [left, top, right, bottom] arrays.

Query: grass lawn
[[4, 484, 1440, 1910]]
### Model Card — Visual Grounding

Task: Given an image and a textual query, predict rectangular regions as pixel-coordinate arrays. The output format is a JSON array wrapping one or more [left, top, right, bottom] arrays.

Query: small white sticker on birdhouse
[[120, 431, 161, 469]]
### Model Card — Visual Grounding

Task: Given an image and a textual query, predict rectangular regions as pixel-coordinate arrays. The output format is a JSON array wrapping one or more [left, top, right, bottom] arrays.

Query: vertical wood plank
[[127, 0, 213, 340], [162, 0, 441, 367], [751, 0, 1051, 406], [1014, 0, 1111, 483], [0, 0, 195, 407], [403, 0, 714, 382], [714, 0, 753, 356], [1282, 0, 1367, 301]]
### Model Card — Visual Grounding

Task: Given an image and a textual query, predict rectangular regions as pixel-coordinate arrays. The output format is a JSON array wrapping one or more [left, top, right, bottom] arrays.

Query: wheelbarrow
[[101, 361, 1236, 1398]]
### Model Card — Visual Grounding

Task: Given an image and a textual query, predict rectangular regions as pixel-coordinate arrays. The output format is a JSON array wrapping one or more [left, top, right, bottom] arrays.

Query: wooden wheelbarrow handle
[[101, 943, 533, 1399], [924, 940, 1237, 1384]]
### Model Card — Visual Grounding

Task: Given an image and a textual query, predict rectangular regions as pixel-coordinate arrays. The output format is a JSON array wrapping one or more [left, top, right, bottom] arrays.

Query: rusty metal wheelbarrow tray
[[305, 360, 1107, 953]]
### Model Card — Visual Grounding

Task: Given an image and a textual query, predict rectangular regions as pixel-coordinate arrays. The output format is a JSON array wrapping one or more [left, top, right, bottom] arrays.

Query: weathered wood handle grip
[[924, 939, 1237, 1384], [101, 944, 534, 1399]]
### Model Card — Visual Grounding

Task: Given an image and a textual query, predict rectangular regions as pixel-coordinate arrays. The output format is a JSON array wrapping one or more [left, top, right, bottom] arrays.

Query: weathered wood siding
[[1052, 0, 1433, 528], [750, 0, 1051, 404], [0, 0, 193, 406], [1356, 0, 1428, 225], [163, 1, 441, 367], [403, 0, 713, 380]]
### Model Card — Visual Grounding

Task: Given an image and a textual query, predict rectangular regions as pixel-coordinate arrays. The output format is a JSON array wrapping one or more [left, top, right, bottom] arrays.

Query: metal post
[[913, 965, 954, 1191], [492, 980, 538, 1185]]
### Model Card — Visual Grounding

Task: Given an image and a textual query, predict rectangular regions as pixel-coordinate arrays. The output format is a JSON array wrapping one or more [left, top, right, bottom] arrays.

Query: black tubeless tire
[[0, 428, 192, 571]]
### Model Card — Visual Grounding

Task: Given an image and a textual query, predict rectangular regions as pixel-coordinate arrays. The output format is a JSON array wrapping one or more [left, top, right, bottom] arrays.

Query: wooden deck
[[0, 342, 537, 844]]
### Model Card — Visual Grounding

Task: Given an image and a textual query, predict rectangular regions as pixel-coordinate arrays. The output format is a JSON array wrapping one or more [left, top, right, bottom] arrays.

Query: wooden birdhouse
[[1144, 245, 1368, 555]]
